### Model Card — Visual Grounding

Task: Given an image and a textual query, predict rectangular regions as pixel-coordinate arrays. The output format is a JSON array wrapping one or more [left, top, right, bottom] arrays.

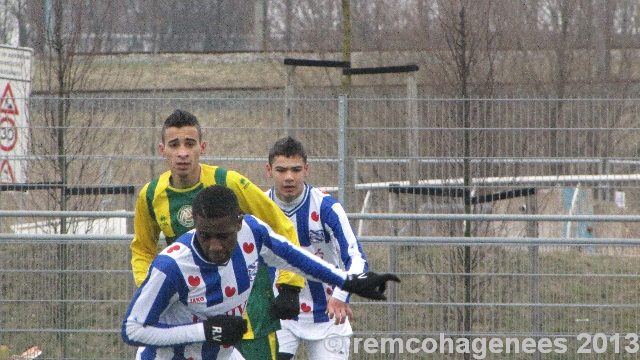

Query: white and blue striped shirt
[[122, 215, 348, 360], [267, 184, 368, 323]]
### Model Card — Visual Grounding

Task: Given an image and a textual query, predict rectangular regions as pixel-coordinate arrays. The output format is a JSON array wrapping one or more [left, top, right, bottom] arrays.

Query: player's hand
[[326, 296, 353, 325], [342, 272, 400, 300], [203, 315, 248, 346], [269, 284, 301, 320]]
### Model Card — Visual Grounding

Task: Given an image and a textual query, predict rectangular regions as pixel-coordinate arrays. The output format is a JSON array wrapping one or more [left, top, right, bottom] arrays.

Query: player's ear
[[266, 163, 272, 178], [200, 140, 207, 155], [236, 214, 243, 230]]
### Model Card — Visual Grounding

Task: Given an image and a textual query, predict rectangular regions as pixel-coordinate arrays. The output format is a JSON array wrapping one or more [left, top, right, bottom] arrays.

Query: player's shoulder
[[201, 164, 247, 189], [242, 214, 277, 237], [139, 171, 171, 197], [309, 185, 332, 197], [309, 185, 339, 205], [154, 239, 190, 266], [214, 166, 255, 189], [161, 234, 193, 256], [200, 163, 217, 173], [242, 214, 264, 229]]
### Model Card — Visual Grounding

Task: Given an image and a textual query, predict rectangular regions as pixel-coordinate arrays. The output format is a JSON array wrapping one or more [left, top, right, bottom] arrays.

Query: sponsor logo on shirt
[[224, 300, 248, 316], [247, 260, 259, 281], [309, 229, 326, 243], [177, 205, 194, 227], [189, 296, 205, 304], [239, 178, 252, 189]]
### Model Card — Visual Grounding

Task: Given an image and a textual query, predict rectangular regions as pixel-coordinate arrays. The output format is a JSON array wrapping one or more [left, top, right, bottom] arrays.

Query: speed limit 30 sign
[[0, 116, 17, 151]]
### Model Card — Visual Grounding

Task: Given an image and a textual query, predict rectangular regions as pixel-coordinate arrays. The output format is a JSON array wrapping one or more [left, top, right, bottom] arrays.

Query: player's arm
[[322, 200, 368, 303], [122, 255, 247, 347], [122, 257, 206, 346], [130, 186, 162, 287], [249, 216, 399, 300], [225, 170, 305, 288]]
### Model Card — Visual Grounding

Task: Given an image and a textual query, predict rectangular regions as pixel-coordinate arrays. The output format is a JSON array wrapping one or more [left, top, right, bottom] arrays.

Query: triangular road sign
[[0, 159, 15, 183], [0, 83, 18, 115]]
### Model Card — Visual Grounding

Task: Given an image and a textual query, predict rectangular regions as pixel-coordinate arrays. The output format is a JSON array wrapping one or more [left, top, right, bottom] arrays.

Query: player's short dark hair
[[193, 185, 240, 219], [268, 136, 307, 165], [161, 109, 202, 143]]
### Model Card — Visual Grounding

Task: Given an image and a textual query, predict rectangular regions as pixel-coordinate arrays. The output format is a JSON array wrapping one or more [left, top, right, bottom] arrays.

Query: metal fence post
[[407, 71, 419, 236], [285, 66, 296, 138], [527, 192, 541, 360], [388, 186, 400, 359], [338, 94, 346, 206]]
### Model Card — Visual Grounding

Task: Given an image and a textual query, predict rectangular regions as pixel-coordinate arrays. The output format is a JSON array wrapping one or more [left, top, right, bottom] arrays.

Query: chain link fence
[[2, 96, 640, 359]]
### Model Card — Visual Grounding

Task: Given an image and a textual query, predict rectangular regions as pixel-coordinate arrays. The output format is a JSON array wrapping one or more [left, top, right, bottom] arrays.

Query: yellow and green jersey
[[130, 163, 304, 339]]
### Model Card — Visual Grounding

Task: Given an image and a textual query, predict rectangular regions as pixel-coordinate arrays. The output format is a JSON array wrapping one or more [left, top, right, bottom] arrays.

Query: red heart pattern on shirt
[[301, 303, 312, 312], [167, 245, 180, 253], [326, 287, 333, 295], [188, 275, 200, 287], [242, 242, 255, 253], [225, 286, 236, 297], [311, 211, 320, 222]]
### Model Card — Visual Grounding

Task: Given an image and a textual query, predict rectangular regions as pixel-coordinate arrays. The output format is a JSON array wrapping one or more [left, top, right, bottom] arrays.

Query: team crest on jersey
[[247, 259, 259, 281], [309, 229, 326, 243], [177, 205, 194, 227]]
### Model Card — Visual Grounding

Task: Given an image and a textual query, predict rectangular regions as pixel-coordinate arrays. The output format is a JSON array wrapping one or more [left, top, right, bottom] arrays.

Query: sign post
[[0, 45, 32, 184]]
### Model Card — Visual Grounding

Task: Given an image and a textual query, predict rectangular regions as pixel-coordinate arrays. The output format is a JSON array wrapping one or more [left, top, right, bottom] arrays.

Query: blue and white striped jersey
[[122, 214, 348, 360], [267, 184, 368, 323]]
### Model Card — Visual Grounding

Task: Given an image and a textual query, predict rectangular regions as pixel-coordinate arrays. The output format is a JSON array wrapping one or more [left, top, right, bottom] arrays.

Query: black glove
[[342, 272, 401, 300], [269, 284, 301, 320], [203, 315, 247, 346]]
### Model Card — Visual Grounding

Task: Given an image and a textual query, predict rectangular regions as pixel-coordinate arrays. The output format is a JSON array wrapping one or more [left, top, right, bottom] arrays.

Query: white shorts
[[228, 348, 245, 360], [135, 346, 244, 360], [277, 320, 352, 360]]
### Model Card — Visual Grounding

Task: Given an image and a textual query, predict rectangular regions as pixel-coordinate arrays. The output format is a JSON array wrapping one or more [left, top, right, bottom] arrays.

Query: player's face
[[266, 155, 309, 203], [159, 126, 206, 188], [194, 214, 243, 265]]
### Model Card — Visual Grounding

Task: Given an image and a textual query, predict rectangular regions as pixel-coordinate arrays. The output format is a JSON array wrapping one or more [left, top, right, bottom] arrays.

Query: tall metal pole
[[338, 95, 346, 206], [285, 66, 296, 138], [527, 193, 541, 360], [341, 0, 356, 212], [407, 72, 419, 235], [341, 0, 352, 97]]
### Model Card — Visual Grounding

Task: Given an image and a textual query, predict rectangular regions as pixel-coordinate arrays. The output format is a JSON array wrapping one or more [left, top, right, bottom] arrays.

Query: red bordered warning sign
[[0, 159, 15, 183], [0, 83, 18, 115], [0, 116, 17, 151]]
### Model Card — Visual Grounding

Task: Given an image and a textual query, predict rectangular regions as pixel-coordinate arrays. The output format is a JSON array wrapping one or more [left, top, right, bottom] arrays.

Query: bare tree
[[15, 1, 136, 357], [425, 2, 499, 356], [0, 0, 14, 43]]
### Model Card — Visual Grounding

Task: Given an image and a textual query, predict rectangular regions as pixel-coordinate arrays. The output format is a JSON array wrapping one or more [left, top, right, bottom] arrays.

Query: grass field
[[31, 51, 427, 95]]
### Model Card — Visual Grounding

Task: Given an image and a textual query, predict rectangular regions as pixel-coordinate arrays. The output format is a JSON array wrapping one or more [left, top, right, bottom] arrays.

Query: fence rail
[[3, 96, 640, 359], [2, 212, 640, 359]]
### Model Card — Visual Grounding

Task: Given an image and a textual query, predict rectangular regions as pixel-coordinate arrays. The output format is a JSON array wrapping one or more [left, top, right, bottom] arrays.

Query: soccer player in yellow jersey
[[130, 109, 304, 360]]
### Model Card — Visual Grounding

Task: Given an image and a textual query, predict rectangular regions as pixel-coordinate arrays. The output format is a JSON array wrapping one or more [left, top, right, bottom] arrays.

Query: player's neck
[[274, 184, 307, 210], [170, 166, 202, 189]]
